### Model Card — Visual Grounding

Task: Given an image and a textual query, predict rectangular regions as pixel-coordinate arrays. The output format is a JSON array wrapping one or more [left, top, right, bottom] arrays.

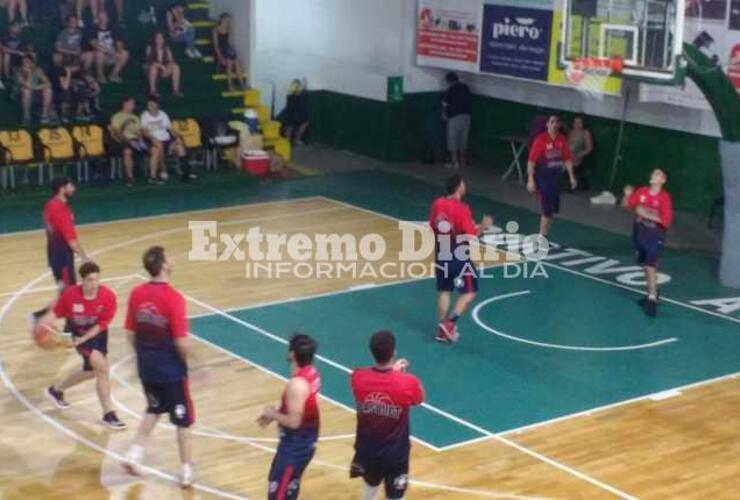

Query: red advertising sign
[[416, 2, 482, 72]]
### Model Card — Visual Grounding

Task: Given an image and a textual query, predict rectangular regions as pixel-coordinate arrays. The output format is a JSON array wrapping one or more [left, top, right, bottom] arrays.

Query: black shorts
[[535, 169, 563, 217], [142, 378, 195, 428], [350, 455, 409, 500], [633, 223, 665, 267], [48, 247, 76, 288], [435, 256, 478, 293], [75, 332, 108, 371]]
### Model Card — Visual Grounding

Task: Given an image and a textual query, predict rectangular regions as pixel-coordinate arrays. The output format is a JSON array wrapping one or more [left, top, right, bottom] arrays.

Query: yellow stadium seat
[[262, 120, 281, 140], [38, 127, 76, 183], [72, 125, 105, 158], [0, 129, 39, 187], [243, 88, 261, 107], [72, 125, 106, 183]]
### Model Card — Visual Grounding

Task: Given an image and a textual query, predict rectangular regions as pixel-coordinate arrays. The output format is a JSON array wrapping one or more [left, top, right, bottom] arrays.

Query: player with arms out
[[257, 334, 321, 500], [350, 330, 425, 500], [32, 177, 90, 327], [527, 115, 577, 238], [123, 246, 195, 488], [429, 174, 493, 343], [622, 168, 673, 317], [42, 261, 126, 429]]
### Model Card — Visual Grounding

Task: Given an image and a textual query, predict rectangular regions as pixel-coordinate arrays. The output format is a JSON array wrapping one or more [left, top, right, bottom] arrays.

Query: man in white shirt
[[140, 96, 195, 183]]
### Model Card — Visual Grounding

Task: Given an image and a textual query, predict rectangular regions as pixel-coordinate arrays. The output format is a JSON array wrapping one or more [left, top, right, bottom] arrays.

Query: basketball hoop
[[564, 57, 624, 98]]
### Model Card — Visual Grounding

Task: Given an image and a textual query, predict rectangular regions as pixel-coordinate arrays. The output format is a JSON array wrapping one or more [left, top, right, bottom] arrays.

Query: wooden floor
[[2, 197, 740, 499]]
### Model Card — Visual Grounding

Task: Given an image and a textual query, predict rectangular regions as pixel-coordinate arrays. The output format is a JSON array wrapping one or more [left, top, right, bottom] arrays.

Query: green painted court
[[189, 193, 740, 451]]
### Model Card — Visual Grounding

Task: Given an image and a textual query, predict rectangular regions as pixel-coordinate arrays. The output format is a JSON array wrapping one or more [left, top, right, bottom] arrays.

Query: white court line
[[0, 195, 327, 238], [0, 274, 142, 299], [472, 290, 679, 352], [171, 282, 444, 453], [110, 353, 355, 444], [181, 282, 636, 499], [108, 354, 547, 500], [0, 197, 546, 498], [319, 196, 740, 326], [0, 274, 248, 498]]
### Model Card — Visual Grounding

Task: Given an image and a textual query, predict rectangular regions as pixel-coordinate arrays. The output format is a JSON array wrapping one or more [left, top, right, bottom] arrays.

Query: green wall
[[307, 90, 722, 215]]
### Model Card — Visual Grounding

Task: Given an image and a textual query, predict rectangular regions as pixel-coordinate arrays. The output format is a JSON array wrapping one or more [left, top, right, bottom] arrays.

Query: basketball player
[[622, 169, 673, 317], [429, 174, 493, 343], [350, 330, 425, 500], [42, 261, 126, 430], [123, 246, 195, 488], [257, 334, 321, 500], [527, 115, 577, 237], [32, 177, 90, 326]]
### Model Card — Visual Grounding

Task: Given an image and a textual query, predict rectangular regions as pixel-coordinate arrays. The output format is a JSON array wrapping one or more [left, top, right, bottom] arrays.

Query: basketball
[[33, 323, 60, 350]]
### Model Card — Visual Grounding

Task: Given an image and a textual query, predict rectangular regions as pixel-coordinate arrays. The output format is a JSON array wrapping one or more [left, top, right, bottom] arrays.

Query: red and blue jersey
[[125, 282, 189, 383], [626, 186, 673, 231], [53, 284, 116, 337], [279, 365, 321, 438], [351, 367, 425, 463], [429, 197, 477, 238], [529, 132, 572, 187], [43, 197, 76, 260]]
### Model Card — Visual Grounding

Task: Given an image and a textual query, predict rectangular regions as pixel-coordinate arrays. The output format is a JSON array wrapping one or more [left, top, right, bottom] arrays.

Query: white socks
[[362, 483, 380, 500]]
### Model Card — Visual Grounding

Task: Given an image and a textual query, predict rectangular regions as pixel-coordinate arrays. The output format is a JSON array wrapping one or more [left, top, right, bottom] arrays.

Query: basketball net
[[564, 57, 624, 99]]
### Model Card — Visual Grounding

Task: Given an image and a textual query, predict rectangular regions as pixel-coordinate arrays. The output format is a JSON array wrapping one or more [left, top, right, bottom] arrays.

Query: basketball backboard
[[560, 0, 686, 83]]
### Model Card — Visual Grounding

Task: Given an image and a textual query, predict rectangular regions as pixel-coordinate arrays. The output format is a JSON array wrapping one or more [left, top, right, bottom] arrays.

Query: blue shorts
[[75, 331, 108, 371], [268, 431, 317, 500], [633, 223, 665, 267], [535, 169, 563, 217], [48, 247, 76, 288], [142, 378, 195, 428], [435, 257, 478, 293]]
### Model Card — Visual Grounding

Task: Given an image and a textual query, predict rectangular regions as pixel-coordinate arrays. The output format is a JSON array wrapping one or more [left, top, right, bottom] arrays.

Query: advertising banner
[[416, 0, 483, 72], [479, 4, 553, 80]]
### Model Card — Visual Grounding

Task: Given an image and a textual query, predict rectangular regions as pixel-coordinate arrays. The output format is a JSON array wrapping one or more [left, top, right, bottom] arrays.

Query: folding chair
[[72, 125, 106, 182], [37, 127, 77, 183], [0, 130, 40, 188]]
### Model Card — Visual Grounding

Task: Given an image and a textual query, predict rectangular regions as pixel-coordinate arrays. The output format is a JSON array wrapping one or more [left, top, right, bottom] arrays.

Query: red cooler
[[241, 150, 270, 176]]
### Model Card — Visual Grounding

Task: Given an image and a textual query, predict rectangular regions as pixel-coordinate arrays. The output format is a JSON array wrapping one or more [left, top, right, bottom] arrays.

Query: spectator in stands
[[166, 2, 201, 59], [16, 55, 54, 125], [441, 71, 471, 169], [279, 79, 309, 146], [71, 68, 99, 120], [56, 15, 93, 69], [212, 13, 246, 91], [75, 0, 102, 28], [86, 11, 129, 83], [1, 22, 33, 89], [140, 96, 195, 182], [47, 53, 73, 122], [568, 115, 594, 190], [109, 97, 148, 186], [145, 32, 182, 97], [7, 0, 29, 27]]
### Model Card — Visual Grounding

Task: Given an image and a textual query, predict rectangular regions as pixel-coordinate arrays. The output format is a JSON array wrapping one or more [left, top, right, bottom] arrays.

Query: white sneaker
[[192, 48, 202, 58], [179, 463, 195, 488], [590, 191, 617, 205], [123, 444, 145, 477]]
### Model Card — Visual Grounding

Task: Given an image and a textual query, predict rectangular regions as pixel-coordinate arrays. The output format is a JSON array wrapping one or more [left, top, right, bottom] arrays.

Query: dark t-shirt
[[443, 82, 472, 118]]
